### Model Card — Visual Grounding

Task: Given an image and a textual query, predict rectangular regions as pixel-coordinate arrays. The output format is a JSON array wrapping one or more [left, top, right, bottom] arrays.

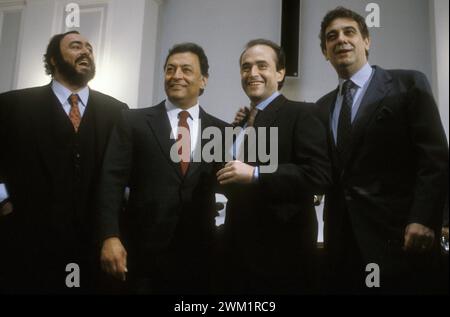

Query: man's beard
[[55, 56, 96, 87]]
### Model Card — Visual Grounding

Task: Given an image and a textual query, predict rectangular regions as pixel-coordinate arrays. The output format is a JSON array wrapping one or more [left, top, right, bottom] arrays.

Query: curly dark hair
[[43, 30, 80, 76], [319, 6, 370, 58]]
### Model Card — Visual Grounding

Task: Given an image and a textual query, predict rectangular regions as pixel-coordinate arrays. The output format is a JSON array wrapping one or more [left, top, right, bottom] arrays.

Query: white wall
[[0, 6, 22, 92], [3, 0, 157, 108], [14, 0, 55, 89], [88, 0, 146, 108], [138, 0, 162, 108], [430, 0, 449, 141]]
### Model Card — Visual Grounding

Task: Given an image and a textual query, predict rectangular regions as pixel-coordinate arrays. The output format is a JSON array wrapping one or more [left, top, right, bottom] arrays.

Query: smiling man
[[0, 31, 128, 293], [219, 39, 331, 294], [316, 7, 449, 294], [98, 43, 227, 294]]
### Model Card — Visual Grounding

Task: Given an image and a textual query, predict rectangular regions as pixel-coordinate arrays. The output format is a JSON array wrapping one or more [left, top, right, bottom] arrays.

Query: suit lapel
[[322, 89, 339, 148], [254, 94, 285, 128], [81, 90, 108, 167], [319, 89, 345, 176], [77, 90, 93, 131], [346, 66, 392, 166], [30, 84, 73, 174], [185, 107, 212, 179], [146, 102, 183, 179]]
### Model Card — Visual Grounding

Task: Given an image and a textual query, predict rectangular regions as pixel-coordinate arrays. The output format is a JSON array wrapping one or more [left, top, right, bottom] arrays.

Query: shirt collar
[[254, 91, 281, 111], [338, 63, 372, 94], [52, 80, 89, 107], [165, 98, 200, 120]]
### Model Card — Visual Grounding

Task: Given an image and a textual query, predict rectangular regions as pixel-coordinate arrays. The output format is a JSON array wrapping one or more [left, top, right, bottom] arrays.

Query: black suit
[[224, 94, 331, 294], [0, 84, 128, 293], [98, 102, 227, 294], [316, 66, 449, 293]]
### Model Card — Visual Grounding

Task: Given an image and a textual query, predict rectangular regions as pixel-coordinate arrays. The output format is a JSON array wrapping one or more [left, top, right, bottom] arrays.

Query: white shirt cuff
[[0, 184, 9, 203], [252, 166, 259, 183]]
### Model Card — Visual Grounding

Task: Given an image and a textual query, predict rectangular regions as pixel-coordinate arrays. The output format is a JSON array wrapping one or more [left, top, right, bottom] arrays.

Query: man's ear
[[364, 36, 371, 54], [201, 75, 208, 89], [276, 68, 286, 84]]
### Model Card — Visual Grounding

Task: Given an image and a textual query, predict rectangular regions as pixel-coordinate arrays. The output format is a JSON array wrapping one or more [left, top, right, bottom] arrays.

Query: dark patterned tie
[[237, 106, 259, 161], [69, 94, 81, 132], [246, 106, 259, 128], [177, 110, 191, 176], [337, 80, 355, 158]]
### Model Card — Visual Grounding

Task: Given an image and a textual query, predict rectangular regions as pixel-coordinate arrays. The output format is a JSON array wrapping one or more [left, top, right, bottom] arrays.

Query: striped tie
[[337, 80, 355, 160]]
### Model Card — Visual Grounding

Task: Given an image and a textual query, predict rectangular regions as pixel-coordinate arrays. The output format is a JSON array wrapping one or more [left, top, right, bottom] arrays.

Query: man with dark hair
[[316, 7, 448, 293], [43, 31, 96, 85], [98, 42, 227, 294], [220, 39, 331, 294], [163, 42, 210, 95], [319, 7, 369, 58], [0, 31, 128, 293]]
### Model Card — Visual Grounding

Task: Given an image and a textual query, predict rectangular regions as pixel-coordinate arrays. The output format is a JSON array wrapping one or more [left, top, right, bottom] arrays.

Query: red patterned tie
[[69, 94, 81, 132], [177, 110, 191, 176]]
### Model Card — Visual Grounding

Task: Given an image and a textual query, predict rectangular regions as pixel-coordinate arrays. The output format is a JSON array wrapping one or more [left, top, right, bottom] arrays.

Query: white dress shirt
[[52, 80, 89, 117], [331, 63, 374, 144], [165, 99, 200, 156]]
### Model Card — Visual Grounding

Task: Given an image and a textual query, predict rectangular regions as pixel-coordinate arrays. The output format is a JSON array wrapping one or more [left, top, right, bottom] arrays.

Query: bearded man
[[0, 31, 128, 293]]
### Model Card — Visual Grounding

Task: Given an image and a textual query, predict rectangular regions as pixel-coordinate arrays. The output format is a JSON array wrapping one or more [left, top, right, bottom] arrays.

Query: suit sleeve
[[0, 95, 5, 185], [443, 195, 449, 228], [97, 110, 133, 241], [259, 105, 332, 201], [406, 71, 449, 228]]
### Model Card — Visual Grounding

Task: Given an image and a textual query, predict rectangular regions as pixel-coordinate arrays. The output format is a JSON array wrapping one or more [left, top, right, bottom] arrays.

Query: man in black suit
[[316, 7, 449, 293], [98, 43, 226, 294], [0, 31, 128, 293], [218, 39, 331, 294]]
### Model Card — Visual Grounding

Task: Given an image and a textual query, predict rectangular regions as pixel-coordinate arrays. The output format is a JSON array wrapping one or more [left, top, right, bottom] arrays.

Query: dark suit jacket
[[224, 94, 331, 292], [316, 66, 449, 268], [97, 102, 227, 293], [0, 83, 127, 292]]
